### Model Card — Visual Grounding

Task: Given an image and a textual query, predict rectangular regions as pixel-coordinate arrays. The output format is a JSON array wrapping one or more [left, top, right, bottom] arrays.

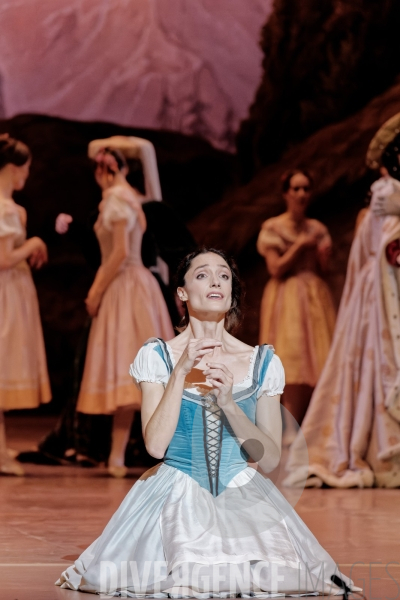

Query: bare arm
[[0, 234, 47, 270], [355, 208, 369, 233], [313, 223, 332, 274], [85, 220, 128, 316], [263, 231, 318, 278], [264, 246, 303, 279], [371, 190, 400, 217], [140, 370, 186, 459], [140, 339, 223, 459], [316, 241, 332, 273]]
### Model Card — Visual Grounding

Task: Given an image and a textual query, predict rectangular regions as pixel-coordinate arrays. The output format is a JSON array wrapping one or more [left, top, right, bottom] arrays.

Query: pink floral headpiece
[[94, 148, 119, 173]]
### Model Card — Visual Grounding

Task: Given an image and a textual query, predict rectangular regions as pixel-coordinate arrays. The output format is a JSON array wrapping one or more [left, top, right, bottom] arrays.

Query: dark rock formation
[[237, 0, 400, 181]]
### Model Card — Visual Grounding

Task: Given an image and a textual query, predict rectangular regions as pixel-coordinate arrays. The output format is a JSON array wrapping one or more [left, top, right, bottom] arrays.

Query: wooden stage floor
[[1, 415, 399, 600]]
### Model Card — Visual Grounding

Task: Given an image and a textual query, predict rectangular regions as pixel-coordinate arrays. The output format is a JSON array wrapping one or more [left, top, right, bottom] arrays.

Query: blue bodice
[[149, 340, 274, 497]]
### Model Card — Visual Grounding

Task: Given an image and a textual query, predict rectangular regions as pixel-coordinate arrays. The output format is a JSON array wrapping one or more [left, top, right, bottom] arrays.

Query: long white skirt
[[56, 464, 356, 597]]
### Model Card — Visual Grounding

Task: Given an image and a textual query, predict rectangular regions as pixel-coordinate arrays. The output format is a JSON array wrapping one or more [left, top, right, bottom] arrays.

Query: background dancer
[[75, 143, 174, 477], [285, 113, 400, 488], [21, 137, 195, 468], [257, 169, 335, 446], [0, 134, 51, 476]]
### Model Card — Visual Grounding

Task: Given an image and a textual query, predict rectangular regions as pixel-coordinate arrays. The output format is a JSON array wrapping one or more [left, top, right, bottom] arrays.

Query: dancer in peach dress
[[0, 134, 51, 475], [257, 169, 335, 445], [76, 142, 174, 477]]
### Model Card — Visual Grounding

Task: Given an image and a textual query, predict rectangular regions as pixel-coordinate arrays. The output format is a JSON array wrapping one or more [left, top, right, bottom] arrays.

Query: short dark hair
[[94, 147, 128, 175], [281, 169, 313, 193], [103, 147, 128, 172], [0, 135, 31, 170], [175, 247, 244, 334]]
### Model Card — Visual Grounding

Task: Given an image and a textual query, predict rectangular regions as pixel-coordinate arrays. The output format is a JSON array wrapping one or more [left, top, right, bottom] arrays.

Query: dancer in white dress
[[57, 248, 356, 597]]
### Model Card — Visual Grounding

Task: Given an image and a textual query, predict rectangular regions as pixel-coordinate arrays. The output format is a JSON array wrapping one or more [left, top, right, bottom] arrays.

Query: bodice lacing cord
[[201, 394, 225, 496]]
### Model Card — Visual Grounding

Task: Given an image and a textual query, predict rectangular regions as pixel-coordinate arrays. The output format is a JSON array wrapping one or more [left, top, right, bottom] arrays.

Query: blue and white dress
[[56, 339, 354, 597]]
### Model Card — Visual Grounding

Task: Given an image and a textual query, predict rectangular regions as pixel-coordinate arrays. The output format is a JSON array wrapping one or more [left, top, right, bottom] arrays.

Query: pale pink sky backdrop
[[0, 0, 273, 151]]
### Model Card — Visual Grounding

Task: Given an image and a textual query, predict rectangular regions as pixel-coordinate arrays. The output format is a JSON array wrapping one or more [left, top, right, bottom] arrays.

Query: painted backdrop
[[0, 0, 272, 151]]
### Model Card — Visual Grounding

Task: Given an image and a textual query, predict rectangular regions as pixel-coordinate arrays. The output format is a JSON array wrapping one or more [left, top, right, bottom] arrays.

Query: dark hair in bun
[[0, 135, 31, 171], [281, 168, 313, 193], [106, 147, 127, 171]]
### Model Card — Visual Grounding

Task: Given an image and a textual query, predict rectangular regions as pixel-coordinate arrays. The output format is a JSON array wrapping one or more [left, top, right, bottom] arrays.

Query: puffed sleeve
[[102, 190, 137, 232], [0, 201, 23, 238], [257, 354, 285, 398], [256, 219, 286, 256], [129, 342, 170, 388]]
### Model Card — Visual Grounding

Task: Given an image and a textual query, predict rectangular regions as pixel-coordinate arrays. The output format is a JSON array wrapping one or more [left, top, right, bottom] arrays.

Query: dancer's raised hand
[[55, 213, 73, 234], [85, 289, 102, 317], [176, 338, 222, 376], [372, 191, 400, 217], [203, 362, 234, 409], [297, 230, 319, 249], [28, 238, 48, 269]]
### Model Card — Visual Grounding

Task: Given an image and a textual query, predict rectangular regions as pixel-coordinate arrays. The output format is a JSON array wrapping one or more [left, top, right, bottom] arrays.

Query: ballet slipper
[[108, 465, 128, 478], [0, 457, 25, 476]]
